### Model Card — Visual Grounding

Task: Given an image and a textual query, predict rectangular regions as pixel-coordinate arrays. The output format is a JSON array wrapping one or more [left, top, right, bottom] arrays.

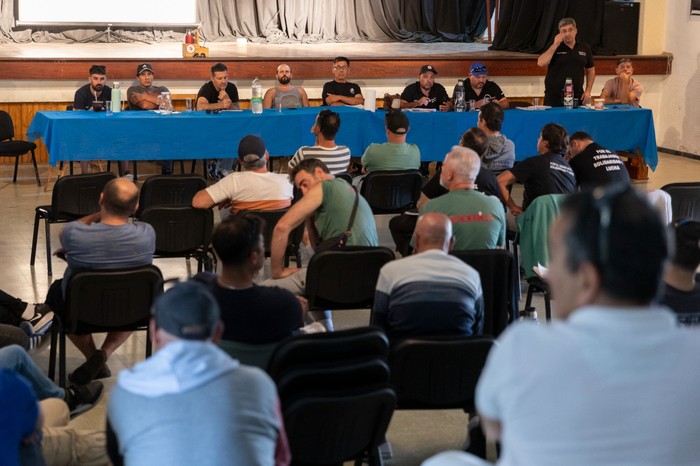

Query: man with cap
[[360, 111, 420, 174], [192, 135, 293, 219], [127, 63, 174, 174], [453, 62, 509, 110], [107, 281, 290, 466], [401, 65, 452, 111]]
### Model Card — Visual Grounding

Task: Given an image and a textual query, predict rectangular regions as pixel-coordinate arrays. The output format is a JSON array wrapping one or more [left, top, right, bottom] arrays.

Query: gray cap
[[152, 281, 220, 340]]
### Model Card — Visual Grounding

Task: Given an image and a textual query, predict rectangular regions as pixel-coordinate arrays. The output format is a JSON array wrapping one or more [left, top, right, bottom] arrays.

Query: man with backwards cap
[[400, 64, 453, 112], [360, 111, 421, 174], [453, 62, 509, 110], [192, 134, 293, 219], [107, 281, 290, 466]]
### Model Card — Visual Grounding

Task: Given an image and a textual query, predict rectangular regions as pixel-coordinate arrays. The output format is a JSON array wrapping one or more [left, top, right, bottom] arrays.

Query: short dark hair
[[478, 102, 504, 132], [333, 56, 350, 66], [289, 158, 330, 183], [569, 131, 593, 142], [316, 109, 341, 140], [89, 65, 106, 76], [540, 123, 569, 155], [559, 186, 668, 304], [460, 127, 488, 157], [102, 179, 138, 217], [212, 213, 266, 267], [671, 220, 700, 271], [210, 63, 228, 74]]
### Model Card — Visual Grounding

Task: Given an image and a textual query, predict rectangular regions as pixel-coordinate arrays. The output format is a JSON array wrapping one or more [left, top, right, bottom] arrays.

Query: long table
[[28, 105, 658, 170]]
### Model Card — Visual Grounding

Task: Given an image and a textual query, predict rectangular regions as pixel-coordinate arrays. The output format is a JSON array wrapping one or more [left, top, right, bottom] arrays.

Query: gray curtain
[[0, 0, 489, 43]]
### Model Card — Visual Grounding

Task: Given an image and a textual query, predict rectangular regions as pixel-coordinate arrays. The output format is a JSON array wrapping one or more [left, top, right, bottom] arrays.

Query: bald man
[[263, 64, 310, 109], [421, 146, 505, 251], [371, 212, 483, 341]]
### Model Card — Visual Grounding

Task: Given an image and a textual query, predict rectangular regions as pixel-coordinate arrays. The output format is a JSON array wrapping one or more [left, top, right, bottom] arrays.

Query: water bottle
[[111, 81, 121, 113], [563, 77, 573, 109], [251, 77, 263, 114], [159, 91, 173, 114], [454, 80, 466, 112]]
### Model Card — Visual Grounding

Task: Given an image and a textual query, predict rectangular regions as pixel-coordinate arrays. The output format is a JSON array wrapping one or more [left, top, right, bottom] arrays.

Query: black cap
[[420, 65, 438, 75], [136, 63, 154, 76], [238, 135, 266, 166], [385, 111, 410, 134]]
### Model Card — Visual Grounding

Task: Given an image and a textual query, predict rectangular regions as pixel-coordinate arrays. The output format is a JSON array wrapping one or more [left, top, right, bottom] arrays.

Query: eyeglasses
[[591, 184, 630, 267], [333, 65, 349, 70]]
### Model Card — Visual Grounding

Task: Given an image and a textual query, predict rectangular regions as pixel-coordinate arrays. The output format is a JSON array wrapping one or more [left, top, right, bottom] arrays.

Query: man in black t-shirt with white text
[[567, 131, 630, 190]]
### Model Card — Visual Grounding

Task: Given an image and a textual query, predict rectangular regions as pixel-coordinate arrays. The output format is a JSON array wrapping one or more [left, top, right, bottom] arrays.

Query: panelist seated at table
[[322, 56, 364, 107], [192, 135, 293, 220], [400, 64, 452, 112], [263, 64, 310, 109], [287, 109, 351, 175], [452, 62, 509, 110], [197, 62, 240, 180], [600, 58, 643, 108]]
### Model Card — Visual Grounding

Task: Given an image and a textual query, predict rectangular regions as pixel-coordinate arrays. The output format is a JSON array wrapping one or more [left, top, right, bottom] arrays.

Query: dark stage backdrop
[[490, 0, 605, 54], [0, 0, 491, 43]]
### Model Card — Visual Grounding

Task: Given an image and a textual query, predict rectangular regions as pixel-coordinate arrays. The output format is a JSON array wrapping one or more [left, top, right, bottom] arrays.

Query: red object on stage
[[185, 30, 194, 44]]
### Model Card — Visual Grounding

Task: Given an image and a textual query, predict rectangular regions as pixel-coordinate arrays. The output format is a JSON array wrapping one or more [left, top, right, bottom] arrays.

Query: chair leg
[[132, 161, 138, 181], [31, 149, 41, 186], [45, 219, 53, 276], [544, 288, 552, 322], [30, 212, 41, 266], [146, 326, 152, 357], [179, 160, 185, 174], [13, 156, 19, 182], [59, 325, 67, 388], [48, 319, 59, 381]]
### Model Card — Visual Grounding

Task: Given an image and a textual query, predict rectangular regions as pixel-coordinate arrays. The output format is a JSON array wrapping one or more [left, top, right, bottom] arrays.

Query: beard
[[278, 76, 291, 85], [93, 84, 103, 92]]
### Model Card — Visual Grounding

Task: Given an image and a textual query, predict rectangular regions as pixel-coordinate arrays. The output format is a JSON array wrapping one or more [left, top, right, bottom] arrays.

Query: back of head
[[415, 212, 453, 252], [238, 135, 267, 170], [212, 212, 266, 267], [569, 131, 593, 143], [152, 281, 220, 341], [288, 157, 330, 183], [560, 186, 668, 304], [316, 109, 341, 140], [478, 102, 504, 132], [445, 145, 481, 183], [103, 178, 138, 217], [385, 110, 410, 135], [671, 220, 700, 271], [460, 127, 488, 157], [541, 123, 569, 155], [210, 62, 227, 75]]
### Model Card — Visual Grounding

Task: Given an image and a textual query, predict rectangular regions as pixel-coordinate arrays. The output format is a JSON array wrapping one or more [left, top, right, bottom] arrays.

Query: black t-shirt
[[322, 81, 362, 106], [196, 81, 239, 104], [452, 80, 505, 103], [73, 84, 112, 110], [568, 142, 630, 190], [659, 278, 700, 326], [400, 82, 450, 110], [422, 167, 503, 203], [510, 152, 577, 210], [544, 42, 594, 106]]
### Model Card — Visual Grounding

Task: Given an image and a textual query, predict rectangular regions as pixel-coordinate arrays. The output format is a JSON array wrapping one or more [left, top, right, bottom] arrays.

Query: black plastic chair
[[0, 110, 41, 186], [30, 172, 117, 276], [48, 264, 164, 387], [335, 171, 353, 184], [304, 246, 395, 311], [238, 209, 303, 267], [450, 249, 517, 337], [360, 169, 423, 214], [138, 206, 214, 273], [135, 174, 206, 217], [661, 182, 700, 221]]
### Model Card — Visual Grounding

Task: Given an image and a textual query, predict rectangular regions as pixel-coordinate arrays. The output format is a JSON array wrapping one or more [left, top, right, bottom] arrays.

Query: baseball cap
[[136, 63, 154, 76], [385, 111, 410, 135], [420, 65, 438, 75], [238, 135, 266, 166], [470, 62, 488, 76], [152, 281, 220, 340]]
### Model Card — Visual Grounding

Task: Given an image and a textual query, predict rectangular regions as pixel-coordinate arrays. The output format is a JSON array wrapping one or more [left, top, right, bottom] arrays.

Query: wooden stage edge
[[0, 53, 672, 80]]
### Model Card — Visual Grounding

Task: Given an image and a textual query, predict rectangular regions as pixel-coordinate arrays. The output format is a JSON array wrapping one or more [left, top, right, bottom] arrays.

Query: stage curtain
[[0, 0, 490, 43], [490, 0, 605, 53]]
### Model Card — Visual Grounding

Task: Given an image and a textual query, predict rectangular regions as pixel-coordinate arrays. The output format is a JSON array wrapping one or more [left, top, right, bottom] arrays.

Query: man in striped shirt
[[287, 109, 351, 175]]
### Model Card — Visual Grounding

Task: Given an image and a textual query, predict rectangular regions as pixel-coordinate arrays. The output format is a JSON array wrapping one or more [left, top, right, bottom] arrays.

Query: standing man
[[263, 64, 310, 109], [322, 56, 364, 106], [400, 65, 452, 111], [600, 58, 643, 107], [538, 17, 595, 107], [107, 281, 290, 465], [72, 65, 113, 175], [567, 132, 630, 190], [287, 109, 351, 175], [454, 63, 509, 110], [128, 63, 174, 175], [197, 63, 240, 180]]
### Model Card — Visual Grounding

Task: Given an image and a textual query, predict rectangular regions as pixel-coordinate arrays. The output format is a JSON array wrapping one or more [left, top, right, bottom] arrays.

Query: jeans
[[0, 345, 64, 400]]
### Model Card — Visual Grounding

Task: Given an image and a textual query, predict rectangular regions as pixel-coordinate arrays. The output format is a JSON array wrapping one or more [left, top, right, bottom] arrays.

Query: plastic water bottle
[[251, 77, 263, 114], [454, 80, 466, 112], [563, 77, 574, 109], [111, 81, 121, 113]]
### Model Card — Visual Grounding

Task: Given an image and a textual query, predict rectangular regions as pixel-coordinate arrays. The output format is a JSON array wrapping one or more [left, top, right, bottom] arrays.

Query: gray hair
[[558, 17, 576, 29]]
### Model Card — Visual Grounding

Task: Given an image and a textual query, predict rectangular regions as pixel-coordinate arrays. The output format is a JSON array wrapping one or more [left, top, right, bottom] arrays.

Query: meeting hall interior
[[1, 0, 699, 464]]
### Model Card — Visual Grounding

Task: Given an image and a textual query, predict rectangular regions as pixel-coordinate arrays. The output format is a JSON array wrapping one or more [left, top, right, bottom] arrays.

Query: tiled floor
[[2, 151, 698, 465]]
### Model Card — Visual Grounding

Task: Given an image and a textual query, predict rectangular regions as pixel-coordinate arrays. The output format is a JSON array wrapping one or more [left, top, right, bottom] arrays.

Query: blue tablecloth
[[28, 105, 658, 170]]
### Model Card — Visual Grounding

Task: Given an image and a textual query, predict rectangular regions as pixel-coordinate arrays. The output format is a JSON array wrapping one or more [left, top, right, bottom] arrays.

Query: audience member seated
[[660, 219, 700, 325], [44, 178, 156, 386], [287, 109, 352, 175], [107, 281, 290, 465], [400, 64, 452, 111], [322, 56, 364, 106], [193, 135, 293, 219], [360, 111, 420, 173], [497, 123, 576, 216], [263, 63, 310, 109], [432, 187, 700, 466], [476, 102, 515, 175], [567, 131, 630, 190], [453, 62, 509, 110], [371, 213, 483, 341], [194, 213, 306, 344], [1, 368, 42, 464], [600, 58, 643, 107]]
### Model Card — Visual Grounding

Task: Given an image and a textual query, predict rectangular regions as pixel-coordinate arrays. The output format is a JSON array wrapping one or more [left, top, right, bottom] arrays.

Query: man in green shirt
[[361, 111, 421, 173]]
